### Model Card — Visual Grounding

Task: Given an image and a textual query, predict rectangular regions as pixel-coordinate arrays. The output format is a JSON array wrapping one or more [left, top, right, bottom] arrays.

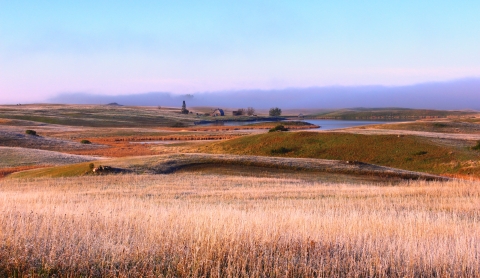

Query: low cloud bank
[[49, 78, 480, 110]]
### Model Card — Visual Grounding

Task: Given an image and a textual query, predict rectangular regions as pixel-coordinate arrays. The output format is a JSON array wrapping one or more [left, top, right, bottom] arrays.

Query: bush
[[269, 125, 289, 132], [80, 139, 91, 144], [472, 141, 480, 150], [269, 107, 282, 116], [170, 122, 186, 127], [433, 123, 448, 128], [247, 107, 255, 116], [89, 163, 95, 170], [25, 130, 37, 136], [270, 147, 292, 154]]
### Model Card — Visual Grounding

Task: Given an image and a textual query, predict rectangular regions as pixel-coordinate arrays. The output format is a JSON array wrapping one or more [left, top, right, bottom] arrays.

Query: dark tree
[[237, 108, 245, 115], [269, 107, 282, 116]]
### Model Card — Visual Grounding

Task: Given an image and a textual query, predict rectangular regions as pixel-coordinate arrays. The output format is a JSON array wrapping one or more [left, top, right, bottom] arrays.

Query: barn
[[212, 108, 225, 116]]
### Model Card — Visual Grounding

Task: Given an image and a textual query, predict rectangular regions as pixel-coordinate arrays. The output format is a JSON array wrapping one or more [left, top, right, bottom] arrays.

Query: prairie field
[[1, 174, 479, 277]]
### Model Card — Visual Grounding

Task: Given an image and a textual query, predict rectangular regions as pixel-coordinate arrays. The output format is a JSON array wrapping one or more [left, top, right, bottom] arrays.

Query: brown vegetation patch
[[67, 140, 158, 157], [103, 134, 242, 142]]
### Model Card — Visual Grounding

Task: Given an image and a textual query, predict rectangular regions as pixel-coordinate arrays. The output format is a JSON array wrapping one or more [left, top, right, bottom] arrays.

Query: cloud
[[48, 78, 480, 110]]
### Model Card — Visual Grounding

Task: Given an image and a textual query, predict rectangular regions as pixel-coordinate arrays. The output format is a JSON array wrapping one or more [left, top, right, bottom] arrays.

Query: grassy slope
[[0, 105, 198, 127], [366, 121, 480, 134], [10, 162, 93, 178], [199, 132, 480, 176], [308, 108, 476, 119], [0, 105, 284, 128]]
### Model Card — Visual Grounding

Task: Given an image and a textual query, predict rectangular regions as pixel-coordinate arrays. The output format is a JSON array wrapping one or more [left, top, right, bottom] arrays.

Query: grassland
[[307, 107, 476, 120], [0, 146, 100, 168], [365, 120, 480, 134], [0, 104, 286, 128], [199, 132, 480, 177], [2, 104, 480, 276], [1, 174, 479, 277], [0, 104, 199, 127]]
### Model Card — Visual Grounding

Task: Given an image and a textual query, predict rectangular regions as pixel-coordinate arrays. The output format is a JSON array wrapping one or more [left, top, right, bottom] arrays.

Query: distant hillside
[[307, 108, 476, 120]]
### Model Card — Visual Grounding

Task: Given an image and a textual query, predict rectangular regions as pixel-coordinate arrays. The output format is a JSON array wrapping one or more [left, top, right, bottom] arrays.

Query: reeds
[[0, 174, 479, 277]]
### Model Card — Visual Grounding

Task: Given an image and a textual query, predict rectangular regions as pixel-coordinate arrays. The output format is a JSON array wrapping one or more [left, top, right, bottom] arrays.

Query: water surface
[[303, 119, 401, 130]]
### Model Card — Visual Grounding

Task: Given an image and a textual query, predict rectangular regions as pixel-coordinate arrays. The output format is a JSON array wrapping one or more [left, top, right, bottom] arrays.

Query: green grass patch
[[269, 125, 289, 132], [9, 163, 92, 178], [472, 141, 480, 150], [270, 147, 292, 154], [433, 123, 448, 128], [200, 132, 480, 175]]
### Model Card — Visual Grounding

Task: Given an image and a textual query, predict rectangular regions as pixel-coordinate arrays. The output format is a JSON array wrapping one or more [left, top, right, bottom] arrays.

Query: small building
[[212, 108, 224, 116]]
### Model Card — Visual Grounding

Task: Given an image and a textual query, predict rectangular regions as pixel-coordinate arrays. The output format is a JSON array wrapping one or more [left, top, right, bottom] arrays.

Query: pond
[[302, 119, 403, 130], [194, 120, 275, 126], [195, 119, 402, 130]]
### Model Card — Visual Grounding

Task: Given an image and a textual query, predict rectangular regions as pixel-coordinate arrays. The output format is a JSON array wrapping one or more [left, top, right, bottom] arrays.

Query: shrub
[[433, 123, 448, 128], [414, 151, 428, 156], [269, 125, 289, 132], [270, 147, 292, 154], [269, 107, 282, 116], [80, 139, 91, 144], [472, 141, 480, 150], [89, 163, 95, 170], [25, 130, 37, 136], [170, 122, 186, 127]]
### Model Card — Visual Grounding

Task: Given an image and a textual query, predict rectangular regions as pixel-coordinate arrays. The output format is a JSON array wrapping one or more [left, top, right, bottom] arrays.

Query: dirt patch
[[174, 163, 404, 184], [107, 153, 449, 181]]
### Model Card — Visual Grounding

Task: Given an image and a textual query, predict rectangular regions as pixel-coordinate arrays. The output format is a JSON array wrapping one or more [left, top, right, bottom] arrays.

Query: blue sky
[[1, 1, 480, 104]]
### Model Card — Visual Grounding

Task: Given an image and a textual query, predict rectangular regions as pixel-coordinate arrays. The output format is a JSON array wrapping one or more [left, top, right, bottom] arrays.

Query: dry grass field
[[1, 105, 480, 276], [0, 174, 479, 277]]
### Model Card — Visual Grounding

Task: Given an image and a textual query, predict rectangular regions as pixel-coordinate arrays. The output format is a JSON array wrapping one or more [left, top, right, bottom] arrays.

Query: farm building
[[212, 108, 224, 116]]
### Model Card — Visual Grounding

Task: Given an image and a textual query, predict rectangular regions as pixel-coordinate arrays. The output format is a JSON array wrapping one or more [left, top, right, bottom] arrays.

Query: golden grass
[[0, 174, 479, 277]]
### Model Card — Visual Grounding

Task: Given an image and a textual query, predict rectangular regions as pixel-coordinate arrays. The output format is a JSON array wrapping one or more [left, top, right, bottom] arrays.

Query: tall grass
[[0, 174, 479, 276]]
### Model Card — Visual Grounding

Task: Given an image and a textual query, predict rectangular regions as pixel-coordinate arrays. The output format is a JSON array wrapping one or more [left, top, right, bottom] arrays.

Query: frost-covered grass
[[1, 174, 479, 277]]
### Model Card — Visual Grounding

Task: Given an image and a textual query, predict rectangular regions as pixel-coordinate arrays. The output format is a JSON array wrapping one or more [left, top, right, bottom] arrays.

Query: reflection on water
[[194, 120, 274, 126], [303, 119, 400, 130], [194, 119, 402, 130]]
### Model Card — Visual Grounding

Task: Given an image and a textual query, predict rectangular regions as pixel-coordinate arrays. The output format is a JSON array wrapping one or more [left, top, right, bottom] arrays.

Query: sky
[[1, 1, 480, 105]]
